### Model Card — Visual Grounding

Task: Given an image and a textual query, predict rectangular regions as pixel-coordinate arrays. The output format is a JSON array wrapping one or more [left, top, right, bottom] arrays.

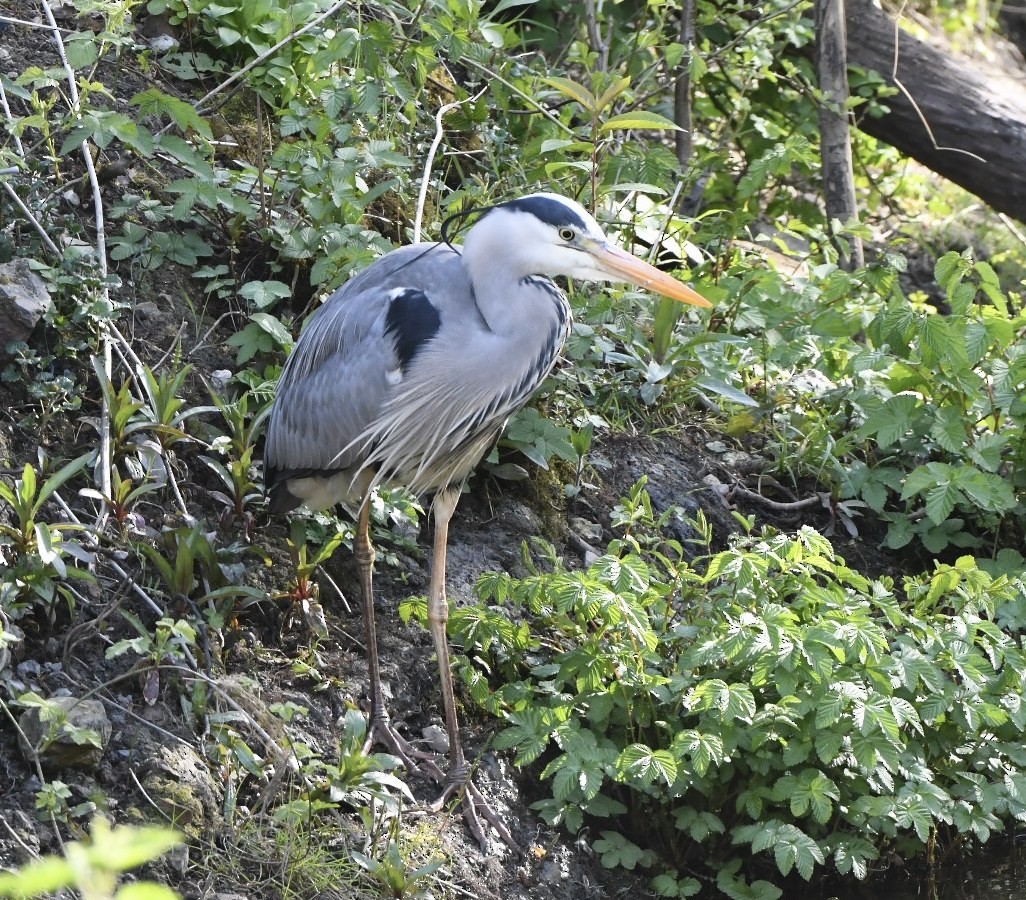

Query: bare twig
[[461, 56, 574, 137], [889, 2, 986, 164], [39, 0, 114, 529], [583, 0, 609, 70], [1, 183, 61, 256], [673, 0, 696, 172], [726, 483, 824, 512], [999, 212, 1026, 248], [414, 88, 486, 243], [0, 73, 25, 159]]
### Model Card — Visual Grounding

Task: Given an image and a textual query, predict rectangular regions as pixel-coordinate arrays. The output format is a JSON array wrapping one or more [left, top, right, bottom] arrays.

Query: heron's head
[[462, 192, 710, 308]]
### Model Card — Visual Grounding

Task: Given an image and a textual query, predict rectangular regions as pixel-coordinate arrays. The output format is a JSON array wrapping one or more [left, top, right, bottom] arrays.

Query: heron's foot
[[428, 765, 520, 853], [365, 713, 445, 778]]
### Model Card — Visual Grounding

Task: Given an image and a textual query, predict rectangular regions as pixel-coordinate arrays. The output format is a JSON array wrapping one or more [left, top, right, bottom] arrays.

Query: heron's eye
[[558, 227, 576, 242]]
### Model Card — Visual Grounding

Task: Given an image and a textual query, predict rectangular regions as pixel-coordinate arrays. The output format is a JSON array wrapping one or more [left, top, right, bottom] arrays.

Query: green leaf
[[486, 0, 535, 15], [249, 313, 294, 349], [130, 88, 213, 140], [240, 280, 292, 310], [600, 111, 682, 133], [0, 856, 76, 897], [957, 467, 1016, 513], [933, 251, 965, 294], [65, 33, 99, 71], [772, 824, 825, 880], [694, 376, 758, 407], [616, 744, 677, 787], [856, 394, 919, 448], [592, 831, 646, 870], [541, 76, 596, 112], [930, 405, 966, 453]]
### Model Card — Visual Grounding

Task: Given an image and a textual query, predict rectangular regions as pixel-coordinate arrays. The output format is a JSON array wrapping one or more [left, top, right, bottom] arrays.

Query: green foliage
[[458, 482, 1026, 896], [351, 840, 442, 900], [3, 1, 1026, 897], [0, 456, 94, 619], [0, 817, 182, 900]]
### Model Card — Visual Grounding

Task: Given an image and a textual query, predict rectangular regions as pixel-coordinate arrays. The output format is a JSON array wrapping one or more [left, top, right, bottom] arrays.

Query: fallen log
[[845, 0, 1026, 222]]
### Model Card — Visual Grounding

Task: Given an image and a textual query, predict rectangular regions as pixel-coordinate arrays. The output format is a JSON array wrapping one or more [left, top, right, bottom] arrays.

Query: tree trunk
[[817, 0, 864, 269], [845, 0, 1026, 222]]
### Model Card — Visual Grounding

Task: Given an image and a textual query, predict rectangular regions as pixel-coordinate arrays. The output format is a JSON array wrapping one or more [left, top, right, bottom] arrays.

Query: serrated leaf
[[130, 88, 213, 140], [933, 251, 964, 293], [930, 405, 966, 453], [958, 468, 1016, 513]]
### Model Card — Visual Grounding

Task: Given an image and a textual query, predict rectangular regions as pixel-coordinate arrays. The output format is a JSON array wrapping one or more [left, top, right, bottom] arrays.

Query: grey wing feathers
[[263, 242, 464, 505]]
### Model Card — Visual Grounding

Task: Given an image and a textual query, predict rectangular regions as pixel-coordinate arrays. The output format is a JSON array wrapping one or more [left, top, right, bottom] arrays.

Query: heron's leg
[[425, 487, 519, 852], [356, 497, 435, 770], [424, 487, 468, 780]]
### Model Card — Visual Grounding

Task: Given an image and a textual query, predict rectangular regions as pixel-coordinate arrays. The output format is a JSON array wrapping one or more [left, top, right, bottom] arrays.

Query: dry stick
[[39, 0, 114, 530], [999, 212, 1026, 248], [583, 0, 610, 71], [413, 89, 486, 243], [727, 483, 824, 512], [0, 78, 25, 158], [50, 490, 202, 672], [461, 56, 574, 137], [889, 2, 986, 165], [1, 183, 61, 256], [0, 77, 63, 255], [0, 696, 68, 854]]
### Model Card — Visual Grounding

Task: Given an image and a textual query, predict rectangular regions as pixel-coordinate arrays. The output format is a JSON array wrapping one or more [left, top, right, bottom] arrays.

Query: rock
[[496, 500, 542, 535], [720, 450, 767, 474], [18, 695, 112, 771], [569, 517, 602, 545], [0, 259, 51, 353], [140, 743, 222, 836], [422, 723, 449, 753]]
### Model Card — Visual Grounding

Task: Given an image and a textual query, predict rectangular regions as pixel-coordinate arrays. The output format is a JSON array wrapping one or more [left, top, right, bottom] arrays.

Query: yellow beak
[[592, 242, 712, 308]]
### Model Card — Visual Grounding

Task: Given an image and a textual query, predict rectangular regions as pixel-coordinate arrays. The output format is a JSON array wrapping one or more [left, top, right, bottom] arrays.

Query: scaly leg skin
[[353, 498, 440, 774], [423, 488, 520, 853]]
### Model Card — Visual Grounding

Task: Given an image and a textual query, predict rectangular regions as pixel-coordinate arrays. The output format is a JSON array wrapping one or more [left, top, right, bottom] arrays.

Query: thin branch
[[1, 182, 61, 256], [583, 0, 609, 70], [0, 78, 25, 158], [461, 56, 574, 137], [39, 0, 114, 530], [414, 89, 486, 243], [726, 483, 824, 512], [889, 2, 987, 164]]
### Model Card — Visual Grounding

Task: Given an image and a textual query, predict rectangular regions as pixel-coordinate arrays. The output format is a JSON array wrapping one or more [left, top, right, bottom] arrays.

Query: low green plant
[[0, 456, 94, 619], [841, 251, 1026, 553], [0, 816, 182, 900], [133, 525, 264, 632], [452, 482, 1026, 898], [201, 389, 266, 529], [351, 838, 442, 900]]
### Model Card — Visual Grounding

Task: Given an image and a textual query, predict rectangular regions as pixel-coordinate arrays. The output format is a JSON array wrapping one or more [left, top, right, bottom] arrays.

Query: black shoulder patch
[[385, 288, 441, 371], [504, 195, 589, 232]]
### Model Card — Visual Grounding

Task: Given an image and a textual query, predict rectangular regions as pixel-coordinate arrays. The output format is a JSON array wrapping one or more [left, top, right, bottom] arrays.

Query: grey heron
[[263, 192, 710, 849]]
